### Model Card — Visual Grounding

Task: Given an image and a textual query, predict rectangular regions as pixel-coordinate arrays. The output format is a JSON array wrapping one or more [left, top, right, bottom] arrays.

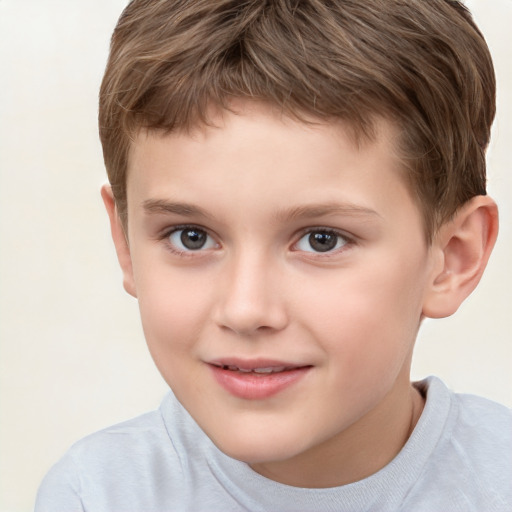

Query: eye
[[296, 229, 348, 253], [167, 227, 217, 252]]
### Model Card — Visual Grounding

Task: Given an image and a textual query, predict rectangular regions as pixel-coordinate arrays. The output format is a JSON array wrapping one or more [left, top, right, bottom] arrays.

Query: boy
[[36, 0, 511, 510]]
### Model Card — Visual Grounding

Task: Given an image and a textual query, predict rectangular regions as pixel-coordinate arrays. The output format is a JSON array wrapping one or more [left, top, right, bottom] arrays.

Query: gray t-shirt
[[35, 377, 512, 511]]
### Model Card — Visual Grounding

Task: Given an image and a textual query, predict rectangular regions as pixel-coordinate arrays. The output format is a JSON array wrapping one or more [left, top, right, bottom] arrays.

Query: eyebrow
[[273, 203, 381, 223], [142, 199, 212, 219], [142, 199, 380, 222]]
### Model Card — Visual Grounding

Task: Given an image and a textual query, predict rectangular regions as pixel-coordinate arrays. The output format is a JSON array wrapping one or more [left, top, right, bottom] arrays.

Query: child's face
[[120, 102, 438, 482]]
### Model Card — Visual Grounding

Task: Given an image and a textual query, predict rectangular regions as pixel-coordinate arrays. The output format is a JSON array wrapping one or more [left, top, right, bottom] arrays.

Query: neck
[[250, 379, 425, 488]]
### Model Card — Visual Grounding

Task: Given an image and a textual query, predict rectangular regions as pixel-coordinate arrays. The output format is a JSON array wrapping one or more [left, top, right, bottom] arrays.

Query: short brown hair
[[99, 0, 495, 241]]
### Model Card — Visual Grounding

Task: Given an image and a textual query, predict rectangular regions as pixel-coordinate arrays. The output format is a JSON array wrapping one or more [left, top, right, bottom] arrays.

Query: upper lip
[[207, 357, 310, 371]]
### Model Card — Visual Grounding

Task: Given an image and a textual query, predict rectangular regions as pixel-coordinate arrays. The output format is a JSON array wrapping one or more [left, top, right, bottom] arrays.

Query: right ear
[[100, 184, 137, 298]]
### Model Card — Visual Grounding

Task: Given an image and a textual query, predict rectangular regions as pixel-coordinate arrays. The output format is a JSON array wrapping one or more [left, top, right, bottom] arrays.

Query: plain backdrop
[[0, 1, 511, 511]]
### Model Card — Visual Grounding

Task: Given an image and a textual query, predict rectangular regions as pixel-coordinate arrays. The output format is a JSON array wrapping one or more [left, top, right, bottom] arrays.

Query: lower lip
[[209, 365, 311, 400]]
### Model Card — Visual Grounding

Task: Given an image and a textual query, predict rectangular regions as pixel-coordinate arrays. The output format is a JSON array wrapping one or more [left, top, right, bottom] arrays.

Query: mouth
[[211, 363, 303, 374], [208, 359, 312, 400]]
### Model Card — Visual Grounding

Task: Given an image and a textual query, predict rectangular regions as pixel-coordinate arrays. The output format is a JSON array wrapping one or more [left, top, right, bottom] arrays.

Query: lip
[[208, 358, 312, 400]]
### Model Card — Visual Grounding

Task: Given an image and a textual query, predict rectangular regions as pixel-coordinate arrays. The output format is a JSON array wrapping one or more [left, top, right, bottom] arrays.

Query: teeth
[[221, 365, 288, 374], [253, 366, 287, 374]]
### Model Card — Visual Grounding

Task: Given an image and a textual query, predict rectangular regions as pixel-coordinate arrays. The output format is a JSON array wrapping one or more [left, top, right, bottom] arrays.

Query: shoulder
[[455, 390, 512, 430], [35, 394, 186, 511], [67, 407, 173, 460], [53, 406, 175, 473], [450, 390, 512, 478], [416, 376, 511, 443], [409, 378, 512, 512], [448, 387, 512, 458]]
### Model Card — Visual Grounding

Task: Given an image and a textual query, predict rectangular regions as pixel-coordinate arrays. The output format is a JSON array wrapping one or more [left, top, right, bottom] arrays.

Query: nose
[[213, 250, 289, 336]]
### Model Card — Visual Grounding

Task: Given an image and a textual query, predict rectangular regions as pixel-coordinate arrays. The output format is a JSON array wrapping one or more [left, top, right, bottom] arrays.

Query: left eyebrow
[[273, 203, 381, 223], [142, 199, 213, 219]]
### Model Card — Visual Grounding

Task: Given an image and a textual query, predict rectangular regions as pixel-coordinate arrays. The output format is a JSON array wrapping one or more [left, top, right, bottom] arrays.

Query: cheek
[[136, 275, 211, 398], [135, 267, 212, 358], [300, 254, 426, 371]]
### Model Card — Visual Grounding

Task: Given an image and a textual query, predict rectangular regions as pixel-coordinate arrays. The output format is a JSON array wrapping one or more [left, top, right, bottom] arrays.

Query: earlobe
[[422, 196, 498, 319], [100, 184, 137, 298]]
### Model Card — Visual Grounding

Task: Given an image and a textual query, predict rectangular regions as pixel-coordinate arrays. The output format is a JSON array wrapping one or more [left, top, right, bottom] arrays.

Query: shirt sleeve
[[34, 453, 84, 512]]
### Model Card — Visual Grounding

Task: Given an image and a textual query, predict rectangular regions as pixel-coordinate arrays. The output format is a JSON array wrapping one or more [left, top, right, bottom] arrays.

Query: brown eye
[[309, 232, 338, 252], [168, 227, 216, 251], [181, 229, 207, 249], [296, 230, 347, 253]]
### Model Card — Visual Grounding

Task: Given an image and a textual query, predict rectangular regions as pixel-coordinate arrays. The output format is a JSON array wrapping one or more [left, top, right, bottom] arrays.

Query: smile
[[208, 360, 312, 400], [214, 364, 297, 374]]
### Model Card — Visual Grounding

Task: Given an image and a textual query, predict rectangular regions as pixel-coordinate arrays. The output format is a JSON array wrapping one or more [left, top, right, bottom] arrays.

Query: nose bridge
[[215, 245, 288, 335]]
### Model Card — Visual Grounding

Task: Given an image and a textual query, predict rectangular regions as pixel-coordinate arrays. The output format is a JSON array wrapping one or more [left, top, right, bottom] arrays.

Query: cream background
[[0, 1, 510, 510]]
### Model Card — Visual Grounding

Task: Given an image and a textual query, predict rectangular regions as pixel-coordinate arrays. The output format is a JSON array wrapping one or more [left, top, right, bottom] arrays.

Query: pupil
[[181, 229, 207, 250], [309, 232, 337, 252]]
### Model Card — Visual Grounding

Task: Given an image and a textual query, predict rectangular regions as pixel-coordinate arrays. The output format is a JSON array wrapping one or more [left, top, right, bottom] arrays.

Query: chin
[[209, 427, 310, 465]]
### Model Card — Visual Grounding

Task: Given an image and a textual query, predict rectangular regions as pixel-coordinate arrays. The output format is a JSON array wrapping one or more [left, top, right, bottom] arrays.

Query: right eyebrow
[[142, 199, 212, 219]]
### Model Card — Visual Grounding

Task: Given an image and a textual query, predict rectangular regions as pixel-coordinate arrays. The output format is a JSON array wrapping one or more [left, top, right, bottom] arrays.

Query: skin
[[103, 101, 498, 488]]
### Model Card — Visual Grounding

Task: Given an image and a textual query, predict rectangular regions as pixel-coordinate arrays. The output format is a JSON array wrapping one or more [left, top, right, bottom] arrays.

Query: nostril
[[212, 275, 289, 335]]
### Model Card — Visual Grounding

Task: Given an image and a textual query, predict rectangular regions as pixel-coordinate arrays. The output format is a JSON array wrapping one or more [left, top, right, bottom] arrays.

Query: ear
[[422, 195, 498, 319], [100, 184, 137, 298]]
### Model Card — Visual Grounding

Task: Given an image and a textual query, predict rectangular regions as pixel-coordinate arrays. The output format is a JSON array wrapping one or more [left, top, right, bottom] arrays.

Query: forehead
[[125, 103, 418, 231], [128, 101, 400, 176], [129, 99, 390, 167]]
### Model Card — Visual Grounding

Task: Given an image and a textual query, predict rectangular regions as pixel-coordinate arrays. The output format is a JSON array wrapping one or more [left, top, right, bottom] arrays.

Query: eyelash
[[158, 225, 354, 258]]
